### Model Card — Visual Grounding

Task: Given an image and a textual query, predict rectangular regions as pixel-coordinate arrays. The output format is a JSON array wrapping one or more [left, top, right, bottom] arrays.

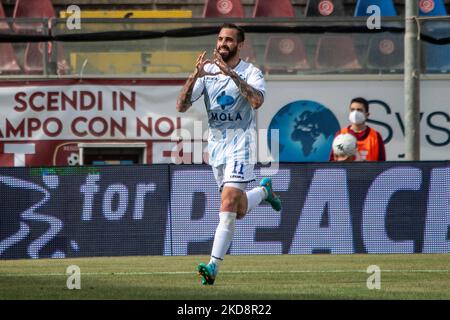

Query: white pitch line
[[0, 269, 449, 277]]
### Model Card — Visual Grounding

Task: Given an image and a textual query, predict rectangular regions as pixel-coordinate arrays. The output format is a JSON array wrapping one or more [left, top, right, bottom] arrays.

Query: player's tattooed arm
[[176, 74, 197, 113], [213, 49, 264, 110], [229, 71, 264, 110], [176, 51, 217, 113]]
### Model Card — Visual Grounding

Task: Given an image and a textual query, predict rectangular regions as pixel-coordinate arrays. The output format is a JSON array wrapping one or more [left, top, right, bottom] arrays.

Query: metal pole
[[404, 0, 421, 160]]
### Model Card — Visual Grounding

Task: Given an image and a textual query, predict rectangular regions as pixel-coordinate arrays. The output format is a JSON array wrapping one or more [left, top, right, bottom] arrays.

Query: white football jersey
[[191, 59, 265, 167]]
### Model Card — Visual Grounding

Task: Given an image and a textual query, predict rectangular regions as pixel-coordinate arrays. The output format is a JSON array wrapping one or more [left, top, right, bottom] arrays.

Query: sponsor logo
[[210, 112, 242, 121], [318, 0, 334, 16], [419, 0, 435, 14], [217, 0, 233, 15]]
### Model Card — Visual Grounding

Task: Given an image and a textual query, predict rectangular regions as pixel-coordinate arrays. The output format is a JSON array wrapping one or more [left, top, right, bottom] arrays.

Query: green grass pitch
[[1, 254, 449, 299]]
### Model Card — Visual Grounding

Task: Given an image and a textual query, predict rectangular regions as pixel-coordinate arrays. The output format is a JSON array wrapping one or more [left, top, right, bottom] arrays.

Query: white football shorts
[[212, 161, 256, 192]]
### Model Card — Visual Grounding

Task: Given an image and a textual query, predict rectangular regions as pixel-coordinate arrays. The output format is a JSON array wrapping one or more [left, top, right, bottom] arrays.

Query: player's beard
[[217, 45, 238, 62]]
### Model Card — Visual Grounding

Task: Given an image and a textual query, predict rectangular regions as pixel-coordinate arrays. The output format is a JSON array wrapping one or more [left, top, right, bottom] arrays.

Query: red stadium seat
[[13, 0, 69, 75], [240, 38, 257, 65], [252, 0, 295, 17], [24, 42, 69, 75], [0, 2, 21, 74], [23, 43, 45, 74], [0, 44, 22, 74], [367, 33, 404, 72], [203, 0, 245, 17], [305, 0, 345, 16], [264, 35, 310, 74], [0, 1, 9, 30], [314, 36, 362, 70], [13, 0, 56, 32]]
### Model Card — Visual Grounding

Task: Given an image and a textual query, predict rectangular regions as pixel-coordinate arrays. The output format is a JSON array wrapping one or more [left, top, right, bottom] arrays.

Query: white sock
[[210, 211, 237, 267], [246, 187, 267, 213]]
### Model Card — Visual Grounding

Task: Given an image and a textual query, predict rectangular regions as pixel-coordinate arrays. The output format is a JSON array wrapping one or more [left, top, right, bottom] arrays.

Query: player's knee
[[221, 199, 237, 212], [221, 195, 241, 212]]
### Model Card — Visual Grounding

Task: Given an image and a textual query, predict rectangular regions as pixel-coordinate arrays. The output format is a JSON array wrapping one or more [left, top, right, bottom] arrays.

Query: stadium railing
[[0, 16, 449, 79]]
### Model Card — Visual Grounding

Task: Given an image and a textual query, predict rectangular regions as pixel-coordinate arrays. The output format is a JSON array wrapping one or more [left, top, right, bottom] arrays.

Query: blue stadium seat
[[305, 0, 345, 17], [354, 0, 397, 16], [418, 0, 447, 16], [419, 0, 450, 73], [354, 1, 400, 72]]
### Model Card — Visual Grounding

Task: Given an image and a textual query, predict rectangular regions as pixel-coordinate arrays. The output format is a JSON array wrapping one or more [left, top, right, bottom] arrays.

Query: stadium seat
[[354, 0, 397, 16], [304, 0, 345, 16], [418, 0, 447, 16], [23, 41, 69, 75], [252, 0, 302, 73], [240, 38, 257, 65], [203, 0, 245, 17], [0, 1, 9, 30], [0, 3, 21, 74], [425, 44, 450, 73], [0, 43, 21, 74], [314, 36, 362, 70], [13, 0, 69, 75], [263, 36, 310, 74], [418, 0, 450, 73], [23, 43, 45, 74], [366, 33, 404, 72], [252, 0, 295, 17], [24, 42, 70, 75], [13, 0, 56, 32], [354, 1, 399, 72]]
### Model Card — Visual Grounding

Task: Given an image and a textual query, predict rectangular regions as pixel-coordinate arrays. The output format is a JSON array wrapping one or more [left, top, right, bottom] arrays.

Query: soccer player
[[176, 23, 282, 285]]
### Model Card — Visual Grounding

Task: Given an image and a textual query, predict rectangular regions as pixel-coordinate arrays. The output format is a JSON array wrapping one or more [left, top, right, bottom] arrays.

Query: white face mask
[[349, 110, 366, 125]]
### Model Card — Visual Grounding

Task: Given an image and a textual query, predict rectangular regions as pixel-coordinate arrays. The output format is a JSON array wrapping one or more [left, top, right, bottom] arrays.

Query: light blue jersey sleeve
[[191, 77, 205, 103], [246, 67, 266, 100]]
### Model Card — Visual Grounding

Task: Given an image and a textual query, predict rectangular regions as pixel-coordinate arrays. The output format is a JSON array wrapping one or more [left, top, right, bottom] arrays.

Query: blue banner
[[1, 162, 449, 259]]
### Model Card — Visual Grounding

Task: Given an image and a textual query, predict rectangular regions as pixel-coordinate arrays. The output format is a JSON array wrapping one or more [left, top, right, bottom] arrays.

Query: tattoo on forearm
[[176, 75, 197, 112], [229, 71, 263, 109]]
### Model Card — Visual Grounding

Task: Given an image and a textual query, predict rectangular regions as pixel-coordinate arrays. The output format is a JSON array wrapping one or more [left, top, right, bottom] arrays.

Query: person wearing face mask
[[329, 97, 386, 161]]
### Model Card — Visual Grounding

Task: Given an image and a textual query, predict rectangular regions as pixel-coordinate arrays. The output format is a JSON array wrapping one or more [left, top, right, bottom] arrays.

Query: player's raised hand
[[213, 49, 233, 76], [193, 51, 218, 78]]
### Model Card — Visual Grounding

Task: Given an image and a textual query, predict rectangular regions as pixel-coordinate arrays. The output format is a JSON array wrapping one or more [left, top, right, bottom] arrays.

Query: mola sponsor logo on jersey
[[210, 91, 242, 121]]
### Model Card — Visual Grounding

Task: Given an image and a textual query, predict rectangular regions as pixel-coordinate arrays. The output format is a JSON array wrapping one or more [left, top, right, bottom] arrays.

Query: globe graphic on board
[[268, 100, 340, 162]]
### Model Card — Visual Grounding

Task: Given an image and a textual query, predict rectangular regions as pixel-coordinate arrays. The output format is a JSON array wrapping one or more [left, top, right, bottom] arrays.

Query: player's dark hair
[[350, 97, 369, 113], [220, 23, 245, 43]]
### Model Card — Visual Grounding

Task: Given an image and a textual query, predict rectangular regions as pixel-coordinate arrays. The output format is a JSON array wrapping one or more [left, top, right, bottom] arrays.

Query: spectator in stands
[[330, 97, 386, 161]]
